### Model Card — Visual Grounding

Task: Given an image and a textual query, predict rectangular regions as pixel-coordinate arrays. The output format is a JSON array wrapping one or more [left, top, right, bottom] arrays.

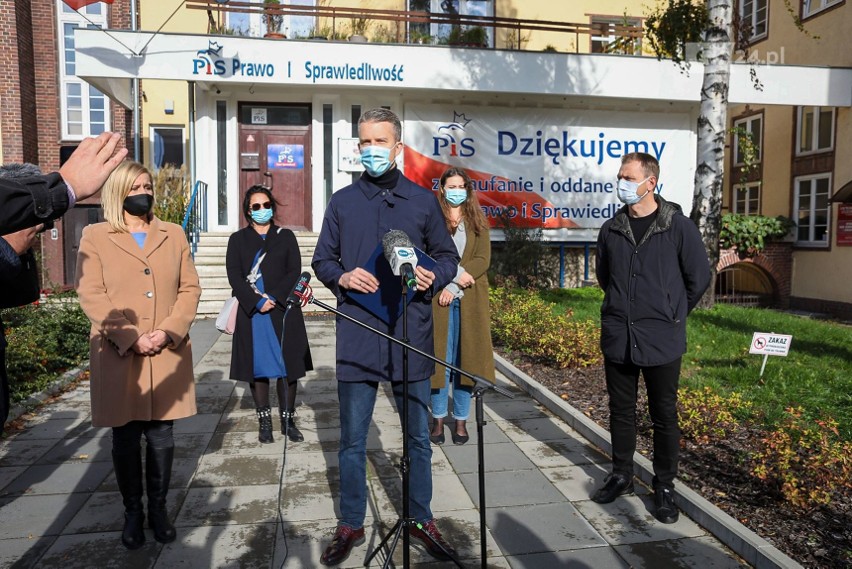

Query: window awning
[[831, 180, 852, 203]]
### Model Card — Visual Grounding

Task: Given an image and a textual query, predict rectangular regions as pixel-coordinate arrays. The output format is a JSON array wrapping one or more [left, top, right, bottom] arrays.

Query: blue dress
[[250, 238, 287, 379]]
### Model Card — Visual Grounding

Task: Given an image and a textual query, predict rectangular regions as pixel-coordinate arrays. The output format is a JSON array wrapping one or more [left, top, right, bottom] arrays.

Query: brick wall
[[717, 241, 793, 308], [25, 0, 133, 287]]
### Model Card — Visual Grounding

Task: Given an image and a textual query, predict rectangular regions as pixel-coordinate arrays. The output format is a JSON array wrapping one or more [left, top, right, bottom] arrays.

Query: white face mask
[[616, 176, 651, 205]]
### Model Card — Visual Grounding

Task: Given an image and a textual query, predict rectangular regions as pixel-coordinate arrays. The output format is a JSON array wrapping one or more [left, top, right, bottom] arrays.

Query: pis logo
[[432, 112, 476, 157]]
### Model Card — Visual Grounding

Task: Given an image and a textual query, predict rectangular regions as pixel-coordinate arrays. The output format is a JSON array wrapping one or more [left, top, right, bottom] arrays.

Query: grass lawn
[[534, 287, 852, 440]]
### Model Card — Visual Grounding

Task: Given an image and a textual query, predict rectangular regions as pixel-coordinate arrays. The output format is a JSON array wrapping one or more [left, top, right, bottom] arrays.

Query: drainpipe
[[188, 81, 196, 189], [131, 0, 140, 161]]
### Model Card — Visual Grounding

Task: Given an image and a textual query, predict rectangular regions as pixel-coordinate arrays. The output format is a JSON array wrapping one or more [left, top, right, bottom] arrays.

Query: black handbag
[[0, 250, 41, 309]]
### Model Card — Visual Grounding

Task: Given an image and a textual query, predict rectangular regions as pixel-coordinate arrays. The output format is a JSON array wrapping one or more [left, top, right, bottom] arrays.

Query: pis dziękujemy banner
[[402, 104, 696, 232]]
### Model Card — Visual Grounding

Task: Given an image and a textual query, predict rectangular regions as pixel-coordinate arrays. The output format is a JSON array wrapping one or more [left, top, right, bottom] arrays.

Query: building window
[[733, 182, 760, 215], [796, 106, 834, 155], [803, 0, 843, 18], [150, 127, 185, 170], [591, 16, 642, 55], [411, 1, 494, 45], [794, 173, 831, 246], [57, 1, 110, 140], [740, 0, 768, 40], [733, 114, 762, 166], [226, 0, 315, 38]]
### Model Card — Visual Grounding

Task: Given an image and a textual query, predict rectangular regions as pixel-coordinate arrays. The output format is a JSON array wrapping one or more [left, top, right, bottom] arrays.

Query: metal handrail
[[182, 179, 208, 258], [186, 1, 643, 51]]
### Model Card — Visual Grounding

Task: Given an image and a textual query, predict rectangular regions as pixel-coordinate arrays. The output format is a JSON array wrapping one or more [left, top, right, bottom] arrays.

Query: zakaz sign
[[404, 104, 695, 234], [192, 41, 277, 78]]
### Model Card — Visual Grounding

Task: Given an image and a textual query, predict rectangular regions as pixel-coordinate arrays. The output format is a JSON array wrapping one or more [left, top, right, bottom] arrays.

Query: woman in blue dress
[[226, 185, 313, 443]]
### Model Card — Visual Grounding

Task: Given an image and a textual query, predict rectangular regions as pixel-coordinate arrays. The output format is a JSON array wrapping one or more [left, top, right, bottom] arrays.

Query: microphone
[[286, 272, 311, 307], [382, 230, 418, 288]]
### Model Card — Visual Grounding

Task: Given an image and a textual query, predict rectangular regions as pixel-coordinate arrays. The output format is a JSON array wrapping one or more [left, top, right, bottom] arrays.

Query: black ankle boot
[[146, 446, 177, 544], [280, 409, 304, 442], [112, 449, 145, 550], [257, 406, 274, 444]]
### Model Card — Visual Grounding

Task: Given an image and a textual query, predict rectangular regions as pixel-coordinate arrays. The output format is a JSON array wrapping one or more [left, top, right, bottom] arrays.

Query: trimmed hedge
[[3, 295, 90, 404]]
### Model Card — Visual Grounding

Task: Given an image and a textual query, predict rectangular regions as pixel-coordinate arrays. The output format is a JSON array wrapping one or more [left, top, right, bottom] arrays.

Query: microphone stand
[[299, 288, 513, 569]]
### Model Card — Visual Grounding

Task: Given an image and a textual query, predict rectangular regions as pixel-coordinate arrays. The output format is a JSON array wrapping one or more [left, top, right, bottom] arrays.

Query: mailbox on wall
[[240, 152, 260, 170]]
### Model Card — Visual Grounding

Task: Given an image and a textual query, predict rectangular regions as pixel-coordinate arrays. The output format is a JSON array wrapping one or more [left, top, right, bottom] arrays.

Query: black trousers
[[604, 357, 682, 489], [112, 420, 175, 452]]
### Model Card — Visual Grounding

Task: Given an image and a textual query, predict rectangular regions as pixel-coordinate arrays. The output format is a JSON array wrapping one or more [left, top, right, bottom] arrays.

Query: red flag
[[62, 0, 114, 10]]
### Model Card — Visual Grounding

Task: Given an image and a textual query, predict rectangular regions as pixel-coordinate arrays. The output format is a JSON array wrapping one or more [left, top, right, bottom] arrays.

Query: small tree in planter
[[349, 15, 371, 42], [264, 0, 286, 38]]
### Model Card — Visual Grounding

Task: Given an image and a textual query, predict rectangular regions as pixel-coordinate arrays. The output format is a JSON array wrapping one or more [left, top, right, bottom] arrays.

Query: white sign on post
[[749, 332, 793, 356], [749, 332, 793, 380]]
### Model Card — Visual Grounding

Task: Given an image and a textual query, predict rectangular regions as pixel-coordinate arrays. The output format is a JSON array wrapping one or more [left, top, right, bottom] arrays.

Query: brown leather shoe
[[410, 519, 456, 561], [320, 525, 365, 566]]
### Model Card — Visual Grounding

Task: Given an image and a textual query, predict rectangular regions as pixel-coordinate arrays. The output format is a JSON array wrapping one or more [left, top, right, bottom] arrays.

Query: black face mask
[[123, 194, 154, 216]]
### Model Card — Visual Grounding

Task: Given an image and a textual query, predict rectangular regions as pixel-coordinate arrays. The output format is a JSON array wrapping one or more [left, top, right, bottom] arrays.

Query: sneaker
[[591, 472, 635, 504], [409, 519, 456, 561], [320, 525, 365, 566], [654, 487, 679, 524]]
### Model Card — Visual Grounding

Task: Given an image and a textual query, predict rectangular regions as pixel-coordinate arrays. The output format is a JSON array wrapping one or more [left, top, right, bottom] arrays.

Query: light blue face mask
[[251, 208, 273, 224], [360, 145, 395, 177], [616, 176, 651, 205], [444, 188, 468, 206]]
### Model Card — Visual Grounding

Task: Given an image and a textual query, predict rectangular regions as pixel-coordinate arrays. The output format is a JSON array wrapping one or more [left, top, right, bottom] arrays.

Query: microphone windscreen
[[382, 230, 413, 262]]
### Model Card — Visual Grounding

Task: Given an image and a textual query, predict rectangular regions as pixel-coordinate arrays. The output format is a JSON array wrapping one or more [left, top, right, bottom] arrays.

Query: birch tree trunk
[[690, 0, 733, 309]]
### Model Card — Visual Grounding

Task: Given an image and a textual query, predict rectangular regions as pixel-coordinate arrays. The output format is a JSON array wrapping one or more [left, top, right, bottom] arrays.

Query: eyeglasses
[[443, 186, 466, 190], [250, 201, 272, 211]]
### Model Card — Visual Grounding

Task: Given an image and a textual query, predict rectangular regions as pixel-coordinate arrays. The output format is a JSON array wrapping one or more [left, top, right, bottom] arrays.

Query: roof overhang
[[74, 29, 852, 110]]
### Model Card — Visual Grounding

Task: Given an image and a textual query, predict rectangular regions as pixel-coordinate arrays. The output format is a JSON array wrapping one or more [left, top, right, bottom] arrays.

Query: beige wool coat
[[431, 224, 496, 389], [75, 217, 201, 427]]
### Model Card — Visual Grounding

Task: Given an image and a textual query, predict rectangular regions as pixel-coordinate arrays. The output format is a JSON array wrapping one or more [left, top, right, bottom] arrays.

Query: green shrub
[[719, 213, 795, 256], [152, 165, 191, 226], [3, 296, 90, 404], [489, 211, 559, 289], [490, 287, 601, 368], [751, 406, 852, 509], [678, 386, 752, 443]]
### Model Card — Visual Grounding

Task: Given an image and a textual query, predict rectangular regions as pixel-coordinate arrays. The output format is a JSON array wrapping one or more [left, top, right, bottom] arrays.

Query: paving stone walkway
[[0, 318, 750, 568]]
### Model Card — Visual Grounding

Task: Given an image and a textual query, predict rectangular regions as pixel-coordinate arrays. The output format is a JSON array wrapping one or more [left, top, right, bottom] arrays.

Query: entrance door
[[238, 104, 312, 230]]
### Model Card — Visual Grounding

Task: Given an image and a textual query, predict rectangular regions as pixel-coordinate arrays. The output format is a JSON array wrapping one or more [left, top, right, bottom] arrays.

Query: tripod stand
[[293, 284, 513, 568]]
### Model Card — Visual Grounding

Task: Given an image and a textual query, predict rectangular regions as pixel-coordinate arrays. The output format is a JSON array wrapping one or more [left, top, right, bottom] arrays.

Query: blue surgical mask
[[616, 177, 651, 205], [360, 145, 395, 177], [250, 208, 273, 224], [445, 188, 467, 206]]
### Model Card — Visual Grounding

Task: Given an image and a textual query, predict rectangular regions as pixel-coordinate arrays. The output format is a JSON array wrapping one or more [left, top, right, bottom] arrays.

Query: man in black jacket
[[0, 132, 126, 425], [593, 152, 711, 524]]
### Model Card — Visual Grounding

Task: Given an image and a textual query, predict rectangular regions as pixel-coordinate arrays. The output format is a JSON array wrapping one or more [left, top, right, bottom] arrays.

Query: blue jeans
[[338, 378, 433, 528], [430, 299, 472, 421]]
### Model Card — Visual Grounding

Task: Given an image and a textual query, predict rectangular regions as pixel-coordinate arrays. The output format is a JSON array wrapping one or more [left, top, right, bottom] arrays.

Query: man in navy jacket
[[593, 152, 711, 524], [312, 108, 459, 566]]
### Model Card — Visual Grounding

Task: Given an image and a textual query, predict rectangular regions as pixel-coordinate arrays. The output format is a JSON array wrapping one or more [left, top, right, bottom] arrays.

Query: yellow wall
[[726, 1, 852, 305], [496, 0, 646, 52], [139, 0, 207, 170]]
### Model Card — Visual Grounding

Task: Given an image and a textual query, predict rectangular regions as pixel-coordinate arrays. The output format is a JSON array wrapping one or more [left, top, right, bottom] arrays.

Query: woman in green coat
[[429, 167, 496, 445]]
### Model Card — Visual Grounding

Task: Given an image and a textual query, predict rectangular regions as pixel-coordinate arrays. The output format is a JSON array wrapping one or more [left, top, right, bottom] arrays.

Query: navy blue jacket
[[312, 173, 459, 382], [596, 196, 711, 366]]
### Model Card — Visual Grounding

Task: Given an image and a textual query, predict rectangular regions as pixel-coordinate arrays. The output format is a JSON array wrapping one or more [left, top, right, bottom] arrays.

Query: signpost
[[749, 332, 793, 379]]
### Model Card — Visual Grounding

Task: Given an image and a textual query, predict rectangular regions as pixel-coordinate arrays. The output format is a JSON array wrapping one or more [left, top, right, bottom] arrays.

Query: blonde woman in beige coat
[[76, 160, 201, 550]]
